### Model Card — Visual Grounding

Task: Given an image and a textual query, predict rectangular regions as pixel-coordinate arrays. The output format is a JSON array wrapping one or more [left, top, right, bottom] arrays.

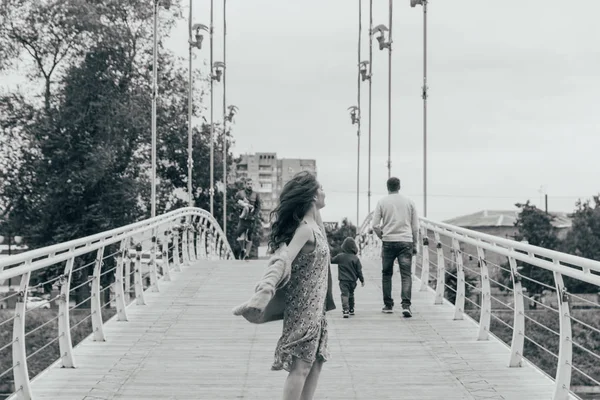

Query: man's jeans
[[381, 241, 413, 308]]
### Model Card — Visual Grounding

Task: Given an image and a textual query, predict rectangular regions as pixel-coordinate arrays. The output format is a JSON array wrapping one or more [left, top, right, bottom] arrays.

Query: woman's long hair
[[268, 171, 320, 253]]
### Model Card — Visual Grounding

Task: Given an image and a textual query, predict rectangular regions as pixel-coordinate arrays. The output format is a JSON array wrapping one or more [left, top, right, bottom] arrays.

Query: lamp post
[[359, 60, 371, 219], [222, 104, 238, 233], [411, 0, 428, 217], [209, 0, 215, 216], [223, 105, 238, 231], [151, 0, 172, 218], [189, 19, 209, 207], [222, 0, 228, 233], [211, 60, 225, 216], [367, 0, 373, 215], [355, 0, 364, 227], [348, 105, 360, 226], [373, 21, 392, 179]]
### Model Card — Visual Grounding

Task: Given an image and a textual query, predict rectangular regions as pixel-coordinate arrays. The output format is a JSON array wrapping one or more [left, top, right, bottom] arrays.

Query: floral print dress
[[272, 226, 330, 372]]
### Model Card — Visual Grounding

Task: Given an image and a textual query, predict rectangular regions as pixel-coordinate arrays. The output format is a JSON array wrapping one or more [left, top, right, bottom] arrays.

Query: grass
[[0, 308, 116, 398]]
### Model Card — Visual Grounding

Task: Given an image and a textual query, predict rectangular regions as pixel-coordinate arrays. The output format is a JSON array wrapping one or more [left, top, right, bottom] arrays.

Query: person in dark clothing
[[234, 178, 261, 260], [331, 237, 365, 318]]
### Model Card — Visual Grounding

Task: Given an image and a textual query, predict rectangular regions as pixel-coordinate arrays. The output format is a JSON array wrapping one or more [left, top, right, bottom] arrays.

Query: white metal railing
[[0, 207, 232, 400], [357, 213, 600, 400]]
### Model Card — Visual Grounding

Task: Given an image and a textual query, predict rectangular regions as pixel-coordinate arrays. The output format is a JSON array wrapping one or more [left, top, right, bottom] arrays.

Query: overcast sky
[[164, 0, 599, 226], [4, 0, 599, 227]]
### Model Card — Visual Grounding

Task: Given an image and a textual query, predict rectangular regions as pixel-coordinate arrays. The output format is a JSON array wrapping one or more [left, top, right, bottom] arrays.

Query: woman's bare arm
[[285, 223, 313, 263]]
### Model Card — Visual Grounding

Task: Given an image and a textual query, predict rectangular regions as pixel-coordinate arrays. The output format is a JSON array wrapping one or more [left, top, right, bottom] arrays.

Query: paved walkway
[[22, 258, 560, 399]]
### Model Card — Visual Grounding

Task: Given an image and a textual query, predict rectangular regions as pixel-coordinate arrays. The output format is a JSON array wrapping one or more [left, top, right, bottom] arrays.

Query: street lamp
[[373, 24, 390, 50], [348, 106, 359, 125], [151, 0, 172, 218], [225, 105, 238, 123], [410, 0, 428, 217], [348, 105, 360, 225], [212, 61, 225, 82], [359, 60, 371, 82], [188, 18, 209, 208]]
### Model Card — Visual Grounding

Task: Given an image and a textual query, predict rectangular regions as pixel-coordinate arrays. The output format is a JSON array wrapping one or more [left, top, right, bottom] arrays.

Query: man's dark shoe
[[382, 305, 393, 314], [349, 309, 355, 316], [402, 306, 412, 318], [343, 310, 349, 318]]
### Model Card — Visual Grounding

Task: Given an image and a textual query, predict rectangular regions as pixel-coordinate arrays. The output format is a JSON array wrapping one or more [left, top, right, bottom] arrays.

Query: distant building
[[443, 209, 572, 240], [233, 153, 317, 225], [440, 209, 573, 285]]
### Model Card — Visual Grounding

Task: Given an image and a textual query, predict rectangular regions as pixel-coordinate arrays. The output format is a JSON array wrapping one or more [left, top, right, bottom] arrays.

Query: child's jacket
[[332, 237, 364, 284]]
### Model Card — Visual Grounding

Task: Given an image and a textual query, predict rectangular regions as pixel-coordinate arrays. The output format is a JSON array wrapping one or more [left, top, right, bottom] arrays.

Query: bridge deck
[[25, 258, 559, 400]]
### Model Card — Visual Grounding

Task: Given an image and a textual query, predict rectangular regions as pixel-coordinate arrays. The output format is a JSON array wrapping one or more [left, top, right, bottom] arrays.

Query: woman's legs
[[283, 357, 313, 400], [300, 359, 324, 400]]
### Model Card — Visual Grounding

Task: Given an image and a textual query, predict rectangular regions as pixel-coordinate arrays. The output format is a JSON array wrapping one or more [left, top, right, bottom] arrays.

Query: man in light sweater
[[371, 177, 419, 317]]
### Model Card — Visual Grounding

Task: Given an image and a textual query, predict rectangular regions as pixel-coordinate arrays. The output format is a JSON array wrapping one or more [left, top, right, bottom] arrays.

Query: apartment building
[[233, 153, 317, 224]]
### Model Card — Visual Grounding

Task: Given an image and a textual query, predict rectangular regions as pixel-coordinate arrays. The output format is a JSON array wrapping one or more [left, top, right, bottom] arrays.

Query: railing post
[[181, 225, 190, 266], [199, 228, 207, 259], [508, 253, 525, 367], [552, 265, 572, 400], [173, 230, 181, 271], [195, 217, 203, 259], [214, 230, 220, 260], [91, 246, 106, 341], [216, 236, 222, 260], [134, 244, 146, 305], [205, 228, 212, 260], [211, 229, 216, 260], [476, 243, 491, 340], [188, 217, 196, 261], [12, 267, 32, 399], [124, 248, 132, 304], [161, 230, 171, 282], [411, 229, 418, 280], [420, 226, 430, 290], [114, 241, 128, 321], [58, 256, 76, 366], [186, 223, 193, 264], [149, 232, 159, 293], [452, 238, 465, 320], [433, 231, 445, 304]]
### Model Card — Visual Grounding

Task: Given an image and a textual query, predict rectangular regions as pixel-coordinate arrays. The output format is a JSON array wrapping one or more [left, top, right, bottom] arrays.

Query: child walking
[[331, 237, 365, 318]]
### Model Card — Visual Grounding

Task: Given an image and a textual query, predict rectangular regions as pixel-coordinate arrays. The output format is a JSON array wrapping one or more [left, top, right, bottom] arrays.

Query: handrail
[[0, 207, 233, 399], [421, 217, 600, 275], [0, 207, 231, 280], [359, 215, 599, 400]]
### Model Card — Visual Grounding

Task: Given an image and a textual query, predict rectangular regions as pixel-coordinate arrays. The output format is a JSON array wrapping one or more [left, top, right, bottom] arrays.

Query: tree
[[326, 218, 357, 258], [513, 201, 558, 249], [0, 0, 191, 303], [560, 195, 600, 293], [0, 0, 98, 112], [498, 202, 557, 295]]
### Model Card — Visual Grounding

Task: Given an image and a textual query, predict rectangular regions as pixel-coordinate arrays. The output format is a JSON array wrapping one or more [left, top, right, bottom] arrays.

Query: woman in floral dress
[[268, 171, 332, 400]]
